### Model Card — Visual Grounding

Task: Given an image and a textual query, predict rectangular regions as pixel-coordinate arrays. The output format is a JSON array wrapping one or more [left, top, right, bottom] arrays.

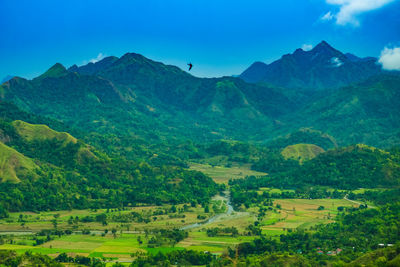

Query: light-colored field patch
[[0, 244, 35, 250], [102, 253, 132, 258], [93, 242, 144, 254], [281, 143, 324, 163], [48, 252, 90, 258], [189, 163, 266, 184], [1, 204, 209, 232], [204, 212, 255, 229], [42, 240, 101, 250], [183, 245, 224, 253], [261, 198, 357, 235]]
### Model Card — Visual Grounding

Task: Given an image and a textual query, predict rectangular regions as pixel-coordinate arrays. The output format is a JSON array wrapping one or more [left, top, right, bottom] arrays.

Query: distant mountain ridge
[[240, 41, 385, 89], [1, 41, 400, 148], [0, 53, 298, 142], [1, 75, 14, 84]]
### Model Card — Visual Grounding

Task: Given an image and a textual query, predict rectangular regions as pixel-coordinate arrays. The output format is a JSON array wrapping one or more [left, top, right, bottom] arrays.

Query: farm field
[[178, 231, 255, 254], [0, 196, 361, 264], [189, 162, 267, 184], [260, 198, 358, 235], [0, 233, 183, 265], [0, 204, 212, 232]]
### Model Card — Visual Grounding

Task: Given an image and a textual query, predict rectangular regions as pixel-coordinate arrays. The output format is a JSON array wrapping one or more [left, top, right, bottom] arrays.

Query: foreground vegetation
[[0, 192, 383, 266]]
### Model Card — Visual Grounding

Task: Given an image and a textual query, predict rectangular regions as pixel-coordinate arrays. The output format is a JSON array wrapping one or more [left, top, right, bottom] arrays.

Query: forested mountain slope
[[240, 41, 385, 89], [0, 106, 220, 213], [1, 43, 400, 149]]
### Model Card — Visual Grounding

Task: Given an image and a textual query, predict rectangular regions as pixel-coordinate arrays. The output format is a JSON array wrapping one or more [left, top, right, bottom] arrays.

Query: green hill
[[270, 144, 400, 189], [348, 244, 400, 267], [0, 141, 37, 183], [12, 120, 97, 165], [281, 143, 325, 163], [267, 128, 337, 150], [0, 108, 220, 212], [292, 74, 400, 147], [36, 63, 68, 79], [12, 120, 77, 144]]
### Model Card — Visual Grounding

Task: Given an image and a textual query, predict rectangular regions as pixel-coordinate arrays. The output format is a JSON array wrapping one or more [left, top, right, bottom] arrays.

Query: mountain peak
[[51, 63, 67, 71], [68, 64, 79, 72], [67, 56, 119, 75], [240, 40, 383, 88], [1, 75, 14, 84], [120, 52, 147, 63], [312, 41, 335, 52], [37, 63, 68, 79]]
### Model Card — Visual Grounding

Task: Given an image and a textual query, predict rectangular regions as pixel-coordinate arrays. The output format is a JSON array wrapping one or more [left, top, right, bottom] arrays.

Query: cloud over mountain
[[379, 46, 400, 70], [302, 44, 313, 51]]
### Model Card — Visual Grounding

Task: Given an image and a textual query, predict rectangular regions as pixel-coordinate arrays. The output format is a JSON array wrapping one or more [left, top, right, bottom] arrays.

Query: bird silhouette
[[188, 63, 193, 71]]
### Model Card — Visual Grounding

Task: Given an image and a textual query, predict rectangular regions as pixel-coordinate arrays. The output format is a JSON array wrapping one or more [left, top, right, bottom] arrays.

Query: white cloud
[[331, 57, 344, 67], [302, 44, 313, 51], [323, 0, 396, 26], [89, 53, 105, 63], [378, 46, 400, 70], [321, 11, 334, 21], [82, 53, 106, 65]]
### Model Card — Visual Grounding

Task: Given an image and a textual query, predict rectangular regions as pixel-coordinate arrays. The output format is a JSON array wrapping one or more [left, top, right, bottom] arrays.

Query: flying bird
[[188, 63, 193, 71]]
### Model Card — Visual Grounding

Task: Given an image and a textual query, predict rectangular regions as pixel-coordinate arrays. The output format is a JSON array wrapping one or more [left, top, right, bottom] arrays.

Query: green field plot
[[189, 162, 267, 184], [257, 187, 296, 195], [0, 204, 212, 232], [178, 231, 255, 254], [260, 198, 357, 235]]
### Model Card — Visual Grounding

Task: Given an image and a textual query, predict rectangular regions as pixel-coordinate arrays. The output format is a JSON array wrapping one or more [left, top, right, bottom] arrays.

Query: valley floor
[[0, 163, 370, 265], [0, 196, 358, 264]]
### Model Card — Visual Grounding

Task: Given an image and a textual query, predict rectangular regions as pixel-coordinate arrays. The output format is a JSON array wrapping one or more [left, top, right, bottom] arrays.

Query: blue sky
[[1, 0, 399, 79]]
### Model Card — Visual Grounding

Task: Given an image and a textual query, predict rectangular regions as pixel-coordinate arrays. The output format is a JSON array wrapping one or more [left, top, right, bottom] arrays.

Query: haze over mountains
[[1, 41, 399, 148]]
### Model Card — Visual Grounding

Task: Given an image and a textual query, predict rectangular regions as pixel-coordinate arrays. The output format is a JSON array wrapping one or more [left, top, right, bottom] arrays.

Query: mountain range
[[1, 41, 399, 149], [1, 75, 14, 84], [240, 41, 386, 90]]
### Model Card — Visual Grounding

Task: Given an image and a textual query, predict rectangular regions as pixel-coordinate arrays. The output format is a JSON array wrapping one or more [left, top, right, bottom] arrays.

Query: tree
[[204, 205, 210, 213], [112, 228, 117, 238]]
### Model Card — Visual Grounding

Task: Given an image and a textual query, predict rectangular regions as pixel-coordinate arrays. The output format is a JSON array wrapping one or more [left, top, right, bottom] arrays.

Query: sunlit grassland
[[178, 231, 255, 254], [189, 162, 267, 184], [260, 198, 358, 234], [0, 233, 185, 262], [0, 204, 212, 232], [257, 187, 295, 194]]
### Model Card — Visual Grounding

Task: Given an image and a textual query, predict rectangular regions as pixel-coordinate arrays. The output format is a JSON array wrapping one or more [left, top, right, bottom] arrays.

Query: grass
[[189, 162, 267, 184], [178, 231, 254, 254], [257, 187, 295, 195], [351, 188, 389, 194], [145, 247, 184, 255], [281, 143, 324, 163], [0, 233, 159, 262], [260, 198, 358, 234], [0, 141, 38, 183], [12, 120, 77, 144], [0, 204, 212, 232]]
